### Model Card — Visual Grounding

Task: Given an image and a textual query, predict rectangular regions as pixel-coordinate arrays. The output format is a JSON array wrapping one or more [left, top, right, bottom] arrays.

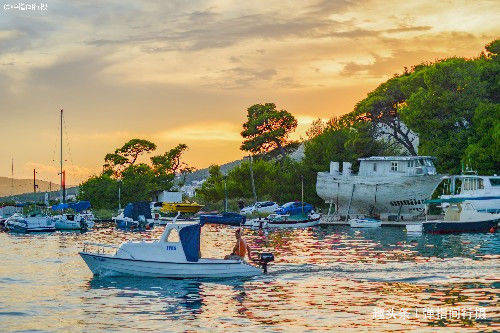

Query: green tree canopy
[[80, 140, 191, 208], [104, 138, 157, 176], [241, 103, 297, 156]]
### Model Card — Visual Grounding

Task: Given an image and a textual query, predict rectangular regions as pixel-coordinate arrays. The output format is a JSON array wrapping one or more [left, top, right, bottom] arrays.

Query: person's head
[[235, 228, 242, 239]]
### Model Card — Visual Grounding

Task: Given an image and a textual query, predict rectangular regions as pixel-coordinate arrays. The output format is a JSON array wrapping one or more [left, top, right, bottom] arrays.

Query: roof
[[358, 156, 435, 161]]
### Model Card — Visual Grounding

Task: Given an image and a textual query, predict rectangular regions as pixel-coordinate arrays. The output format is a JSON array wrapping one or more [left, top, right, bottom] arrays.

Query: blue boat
[[115, 202, 154, 231], [199, 212, 246, 226], [422, 219, 498, 234]]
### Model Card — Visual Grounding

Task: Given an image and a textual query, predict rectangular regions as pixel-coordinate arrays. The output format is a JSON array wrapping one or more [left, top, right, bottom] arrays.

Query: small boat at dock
[[420, 198, 499, 234], [5, 213, 56, 233], [51, 201, 94, 230], [349, 217, 381, 228], [245, 212, 321, 229], [114, 202, 154, 231]]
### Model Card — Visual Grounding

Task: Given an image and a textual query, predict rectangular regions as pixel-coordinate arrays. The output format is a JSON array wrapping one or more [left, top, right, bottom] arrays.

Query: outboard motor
[[257, 252, 274, 274]]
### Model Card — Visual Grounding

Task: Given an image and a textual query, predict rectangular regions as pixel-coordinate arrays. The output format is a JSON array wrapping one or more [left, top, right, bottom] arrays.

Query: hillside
[[0, 176, 65, 197]]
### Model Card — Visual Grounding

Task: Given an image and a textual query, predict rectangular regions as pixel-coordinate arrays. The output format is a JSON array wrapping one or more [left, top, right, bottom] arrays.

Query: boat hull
[[5, 215, 56, 233], [422, 218, 499, 234], [116, 219, 154, 231], [79, 252, 262, 278], [245, 217, 320, 229]]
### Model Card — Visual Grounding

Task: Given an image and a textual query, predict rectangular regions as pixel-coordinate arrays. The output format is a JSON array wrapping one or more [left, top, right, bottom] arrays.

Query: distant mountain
[[0, 176, 77, 202]]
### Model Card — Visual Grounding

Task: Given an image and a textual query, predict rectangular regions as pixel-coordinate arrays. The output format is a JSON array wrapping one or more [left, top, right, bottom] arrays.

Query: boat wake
[[266, 257, 499, 284]]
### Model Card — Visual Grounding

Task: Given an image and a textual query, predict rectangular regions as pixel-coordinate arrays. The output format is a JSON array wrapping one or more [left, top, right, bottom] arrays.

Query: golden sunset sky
[[0, 0, 498, 185]]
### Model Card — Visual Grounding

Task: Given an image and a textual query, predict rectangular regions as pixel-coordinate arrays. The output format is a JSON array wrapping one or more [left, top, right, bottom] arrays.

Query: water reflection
[[0, 225, 498, 331]]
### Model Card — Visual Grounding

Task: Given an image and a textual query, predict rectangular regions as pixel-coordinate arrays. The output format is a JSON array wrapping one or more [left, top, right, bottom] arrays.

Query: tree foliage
[[79, 140, 192, 208], [104, 138, 157, 176], [241, 103, 298, 156], [353, 39, 499, 174]]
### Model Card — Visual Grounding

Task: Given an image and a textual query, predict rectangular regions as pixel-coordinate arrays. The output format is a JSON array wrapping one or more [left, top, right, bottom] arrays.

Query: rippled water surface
[[0, 224, 498, 331]]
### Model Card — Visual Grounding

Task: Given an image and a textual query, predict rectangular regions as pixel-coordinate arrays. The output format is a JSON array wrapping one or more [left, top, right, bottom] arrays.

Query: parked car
[[199, 212, 246, 226], [274, 201, 314, 215], [240, 201, 280, 216]]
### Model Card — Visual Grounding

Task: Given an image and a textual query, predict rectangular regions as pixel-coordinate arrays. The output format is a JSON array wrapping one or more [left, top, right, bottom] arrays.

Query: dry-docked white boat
[[80, 214, 274, 278], [317, 156, 443, 219]]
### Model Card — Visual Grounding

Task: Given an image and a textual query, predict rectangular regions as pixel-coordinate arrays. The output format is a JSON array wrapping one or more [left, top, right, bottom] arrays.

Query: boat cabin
[[357, 156, 437, 177], [116, 221, 203, 262]]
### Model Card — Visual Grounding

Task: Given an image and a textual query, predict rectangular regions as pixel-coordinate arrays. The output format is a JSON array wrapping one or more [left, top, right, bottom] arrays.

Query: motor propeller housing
[[257, 252, 274, 273]]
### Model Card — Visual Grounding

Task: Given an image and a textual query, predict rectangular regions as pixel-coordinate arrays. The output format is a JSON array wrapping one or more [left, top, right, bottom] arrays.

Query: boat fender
[[257, 252, 274, 274], [490, 227, 496, 233]]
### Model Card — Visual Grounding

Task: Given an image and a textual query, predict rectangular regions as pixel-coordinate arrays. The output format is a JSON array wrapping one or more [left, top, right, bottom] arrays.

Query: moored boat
[[51, 201, 94, 230], [245, 212, 321, 229], [5, 213, 56, 233], [349, 217, 382, 228], [421, 199, 499, 234], [115, 202, 154, 231], [440, 173, 500, 213], [161, 202, 203, 214]]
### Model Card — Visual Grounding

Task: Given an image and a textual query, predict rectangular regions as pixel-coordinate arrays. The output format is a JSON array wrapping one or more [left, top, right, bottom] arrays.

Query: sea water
[[0, 225, 498, 331]]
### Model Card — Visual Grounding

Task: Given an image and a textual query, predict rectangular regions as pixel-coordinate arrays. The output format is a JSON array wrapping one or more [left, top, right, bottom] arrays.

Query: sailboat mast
[[10, 157, 13, 196], [60, 109, 63, 203]]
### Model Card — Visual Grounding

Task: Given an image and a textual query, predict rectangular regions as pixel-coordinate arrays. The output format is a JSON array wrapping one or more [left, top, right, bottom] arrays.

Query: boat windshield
[[490, 178, 500, 186]]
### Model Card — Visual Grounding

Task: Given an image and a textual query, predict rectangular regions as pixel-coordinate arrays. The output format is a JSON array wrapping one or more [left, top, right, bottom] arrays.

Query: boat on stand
[[80, 212, 275, 278], [317, 156, 443, 221]]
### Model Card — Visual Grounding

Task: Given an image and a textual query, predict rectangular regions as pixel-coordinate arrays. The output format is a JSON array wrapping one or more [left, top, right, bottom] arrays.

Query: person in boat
[[225, 228, 253, 260]]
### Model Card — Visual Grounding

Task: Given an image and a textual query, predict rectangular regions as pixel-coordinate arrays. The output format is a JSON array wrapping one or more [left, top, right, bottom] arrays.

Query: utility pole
[[33, 169, 38, 193], [249, 155, 257, 202], [301, 174, 304, 214], [10, 157, 13, 196], [60, 109, 63, 203], [224, 176, 228, 212]]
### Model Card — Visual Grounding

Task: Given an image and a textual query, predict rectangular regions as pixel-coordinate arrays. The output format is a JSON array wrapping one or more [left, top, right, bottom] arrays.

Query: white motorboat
[[420, 199, 499, 234], [348, 217, 382, 228], [53, 213, 94, 230], [440, 173, 500, 214], [5, 213, 56, 233], [80, 213, 274, 278], [51, 201, 95, 230], [245, 212, 321, 229]]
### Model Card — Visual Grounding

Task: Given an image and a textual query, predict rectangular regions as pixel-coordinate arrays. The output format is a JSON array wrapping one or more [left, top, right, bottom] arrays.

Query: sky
[[0, 0, 498, 185]]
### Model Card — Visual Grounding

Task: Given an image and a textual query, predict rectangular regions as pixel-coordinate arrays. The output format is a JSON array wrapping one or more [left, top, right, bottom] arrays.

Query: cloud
[[24, 161, 96, 185], [160, 122, 241, 142]]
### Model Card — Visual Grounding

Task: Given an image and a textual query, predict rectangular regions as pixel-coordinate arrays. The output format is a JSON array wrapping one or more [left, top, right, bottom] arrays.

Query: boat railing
[[83, 242, 119, 255]]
